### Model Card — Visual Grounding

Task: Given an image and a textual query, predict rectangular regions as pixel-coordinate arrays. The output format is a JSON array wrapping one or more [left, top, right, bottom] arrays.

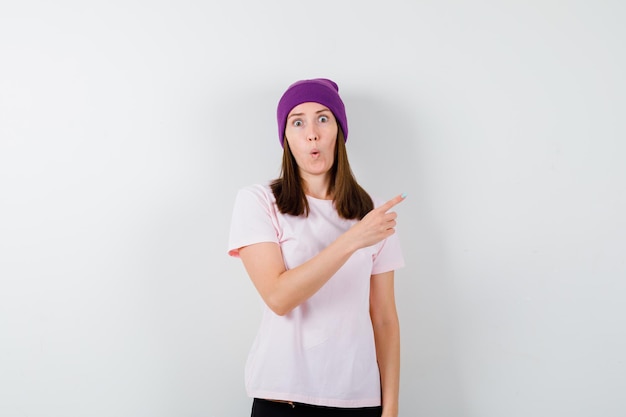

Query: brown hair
[[270, 128, 374, 219]]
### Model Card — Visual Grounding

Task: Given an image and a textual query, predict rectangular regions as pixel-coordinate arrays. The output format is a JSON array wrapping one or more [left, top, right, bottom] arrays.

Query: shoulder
[[235, 183, 275, 203], [228, 183, 281, 257]]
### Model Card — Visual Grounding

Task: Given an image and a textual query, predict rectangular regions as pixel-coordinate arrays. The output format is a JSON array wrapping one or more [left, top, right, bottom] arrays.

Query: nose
[[307, 126, 319, 141]]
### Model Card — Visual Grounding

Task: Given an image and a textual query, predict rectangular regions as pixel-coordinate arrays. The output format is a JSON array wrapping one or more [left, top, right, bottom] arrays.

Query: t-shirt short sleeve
[[228, 185, 280, 257], [370, 197, 405, 275], [371, 232, 405, 275]]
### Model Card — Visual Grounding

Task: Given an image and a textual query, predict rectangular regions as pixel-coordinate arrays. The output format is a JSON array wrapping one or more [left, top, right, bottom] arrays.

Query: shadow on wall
[[345, 92, 468, 414]]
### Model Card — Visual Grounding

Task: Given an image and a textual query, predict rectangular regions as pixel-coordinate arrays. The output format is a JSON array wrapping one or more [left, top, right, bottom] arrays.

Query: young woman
[[228, 78, 405, 417]]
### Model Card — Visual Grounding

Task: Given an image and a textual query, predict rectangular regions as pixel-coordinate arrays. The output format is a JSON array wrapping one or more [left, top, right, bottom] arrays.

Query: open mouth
[[310, 150, 320, 157]]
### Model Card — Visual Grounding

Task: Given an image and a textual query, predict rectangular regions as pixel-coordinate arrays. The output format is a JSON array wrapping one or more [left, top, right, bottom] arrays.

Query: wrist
[[336, 231, 359, 255]]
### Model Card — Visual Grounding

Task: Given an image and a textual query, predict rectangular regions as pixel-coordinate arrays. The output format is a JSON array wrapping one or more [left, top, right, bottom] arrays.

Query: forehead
[[288, 102, 331, 117]]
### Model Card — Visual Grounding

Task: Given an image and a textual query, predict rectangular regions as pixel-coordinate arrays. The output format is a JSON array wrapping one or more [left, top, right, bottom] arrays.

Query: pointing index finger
[[379, 193, 407, 212]]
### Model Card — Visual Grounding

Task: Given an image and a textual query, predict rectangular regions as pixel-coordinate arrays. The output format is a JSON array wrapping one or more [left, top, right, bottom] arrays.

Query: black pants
[[251, 398, 383, 417]]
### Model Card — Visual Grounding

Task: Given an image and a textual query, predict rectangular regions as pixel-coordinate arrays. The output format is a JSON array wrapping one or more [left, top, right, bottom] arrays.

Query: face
[[284, 102, 338, 182]]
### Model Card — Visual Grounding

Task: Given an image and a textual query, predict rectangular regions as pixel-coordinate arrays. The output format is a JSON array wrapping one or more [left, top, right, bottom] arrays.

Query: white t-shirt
[[228, 183, 404, 408]]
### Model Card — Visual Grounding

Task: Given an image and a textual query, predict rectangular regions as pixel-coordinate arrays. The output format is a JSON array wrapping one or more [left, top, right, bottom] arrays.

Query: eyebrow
[[287, 108, 331, 119]]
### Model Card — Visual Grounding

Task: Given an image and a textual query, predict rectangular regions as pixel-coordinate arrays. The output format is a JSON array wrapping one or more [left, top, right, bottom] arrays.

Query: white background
[[1, 1, 625, 416]]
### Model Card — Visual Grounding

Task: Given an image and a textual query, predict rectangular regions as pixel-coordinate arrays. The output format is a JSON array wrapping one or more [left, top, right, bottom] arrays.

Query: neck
[[302, 173, 332, 200]]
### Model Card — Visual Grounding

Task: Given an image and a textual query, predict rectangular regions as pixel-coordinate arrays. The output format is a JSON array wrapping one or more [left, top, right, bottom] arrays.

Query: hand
[[344, 193, 406, 250]]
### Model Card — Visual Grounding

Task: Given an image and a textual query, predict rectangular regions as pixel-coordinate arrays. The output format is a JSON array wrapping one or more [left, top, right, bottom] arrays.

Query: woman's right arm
[[238, 194, 405, 316]]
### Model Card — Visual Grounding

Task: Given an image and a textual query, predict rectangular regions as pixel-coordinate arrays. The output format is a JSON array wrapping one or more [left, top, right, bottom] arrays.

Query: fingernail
[[401, 193, 407, 198]]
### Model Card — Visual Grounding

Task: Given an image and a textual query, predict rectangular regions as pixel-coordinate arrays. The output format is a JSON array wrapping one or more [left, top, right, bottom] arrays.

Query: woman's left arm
[[370, 270, 400, 417]]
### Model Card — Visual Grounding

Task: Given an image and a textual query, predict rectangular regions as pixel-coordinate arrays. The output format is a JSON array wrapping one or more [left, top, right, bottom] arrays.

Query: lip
[[310, 149, 320, 157]]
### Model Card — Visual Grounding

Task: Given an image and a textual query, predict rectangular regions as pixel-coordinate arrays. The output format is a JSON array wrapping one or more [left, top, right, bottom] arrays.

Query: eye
[[318, 115, 329, 123], [293, 120, 303, 127]]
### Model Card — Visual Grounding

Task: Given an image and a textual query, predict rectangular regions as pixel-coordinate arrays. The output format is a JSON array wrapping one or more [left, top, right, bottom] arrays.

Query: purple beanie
[[276, 78, 348, 147]]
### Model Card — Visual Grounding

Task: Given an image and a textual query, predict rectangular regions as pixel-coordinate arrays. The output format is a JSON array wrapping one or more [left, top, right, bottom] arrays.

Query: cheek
[[284, 125, 299, 140], [285, 139, 305, 158], [326, 125, 338, 142], [327, 134, 338, 152]]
